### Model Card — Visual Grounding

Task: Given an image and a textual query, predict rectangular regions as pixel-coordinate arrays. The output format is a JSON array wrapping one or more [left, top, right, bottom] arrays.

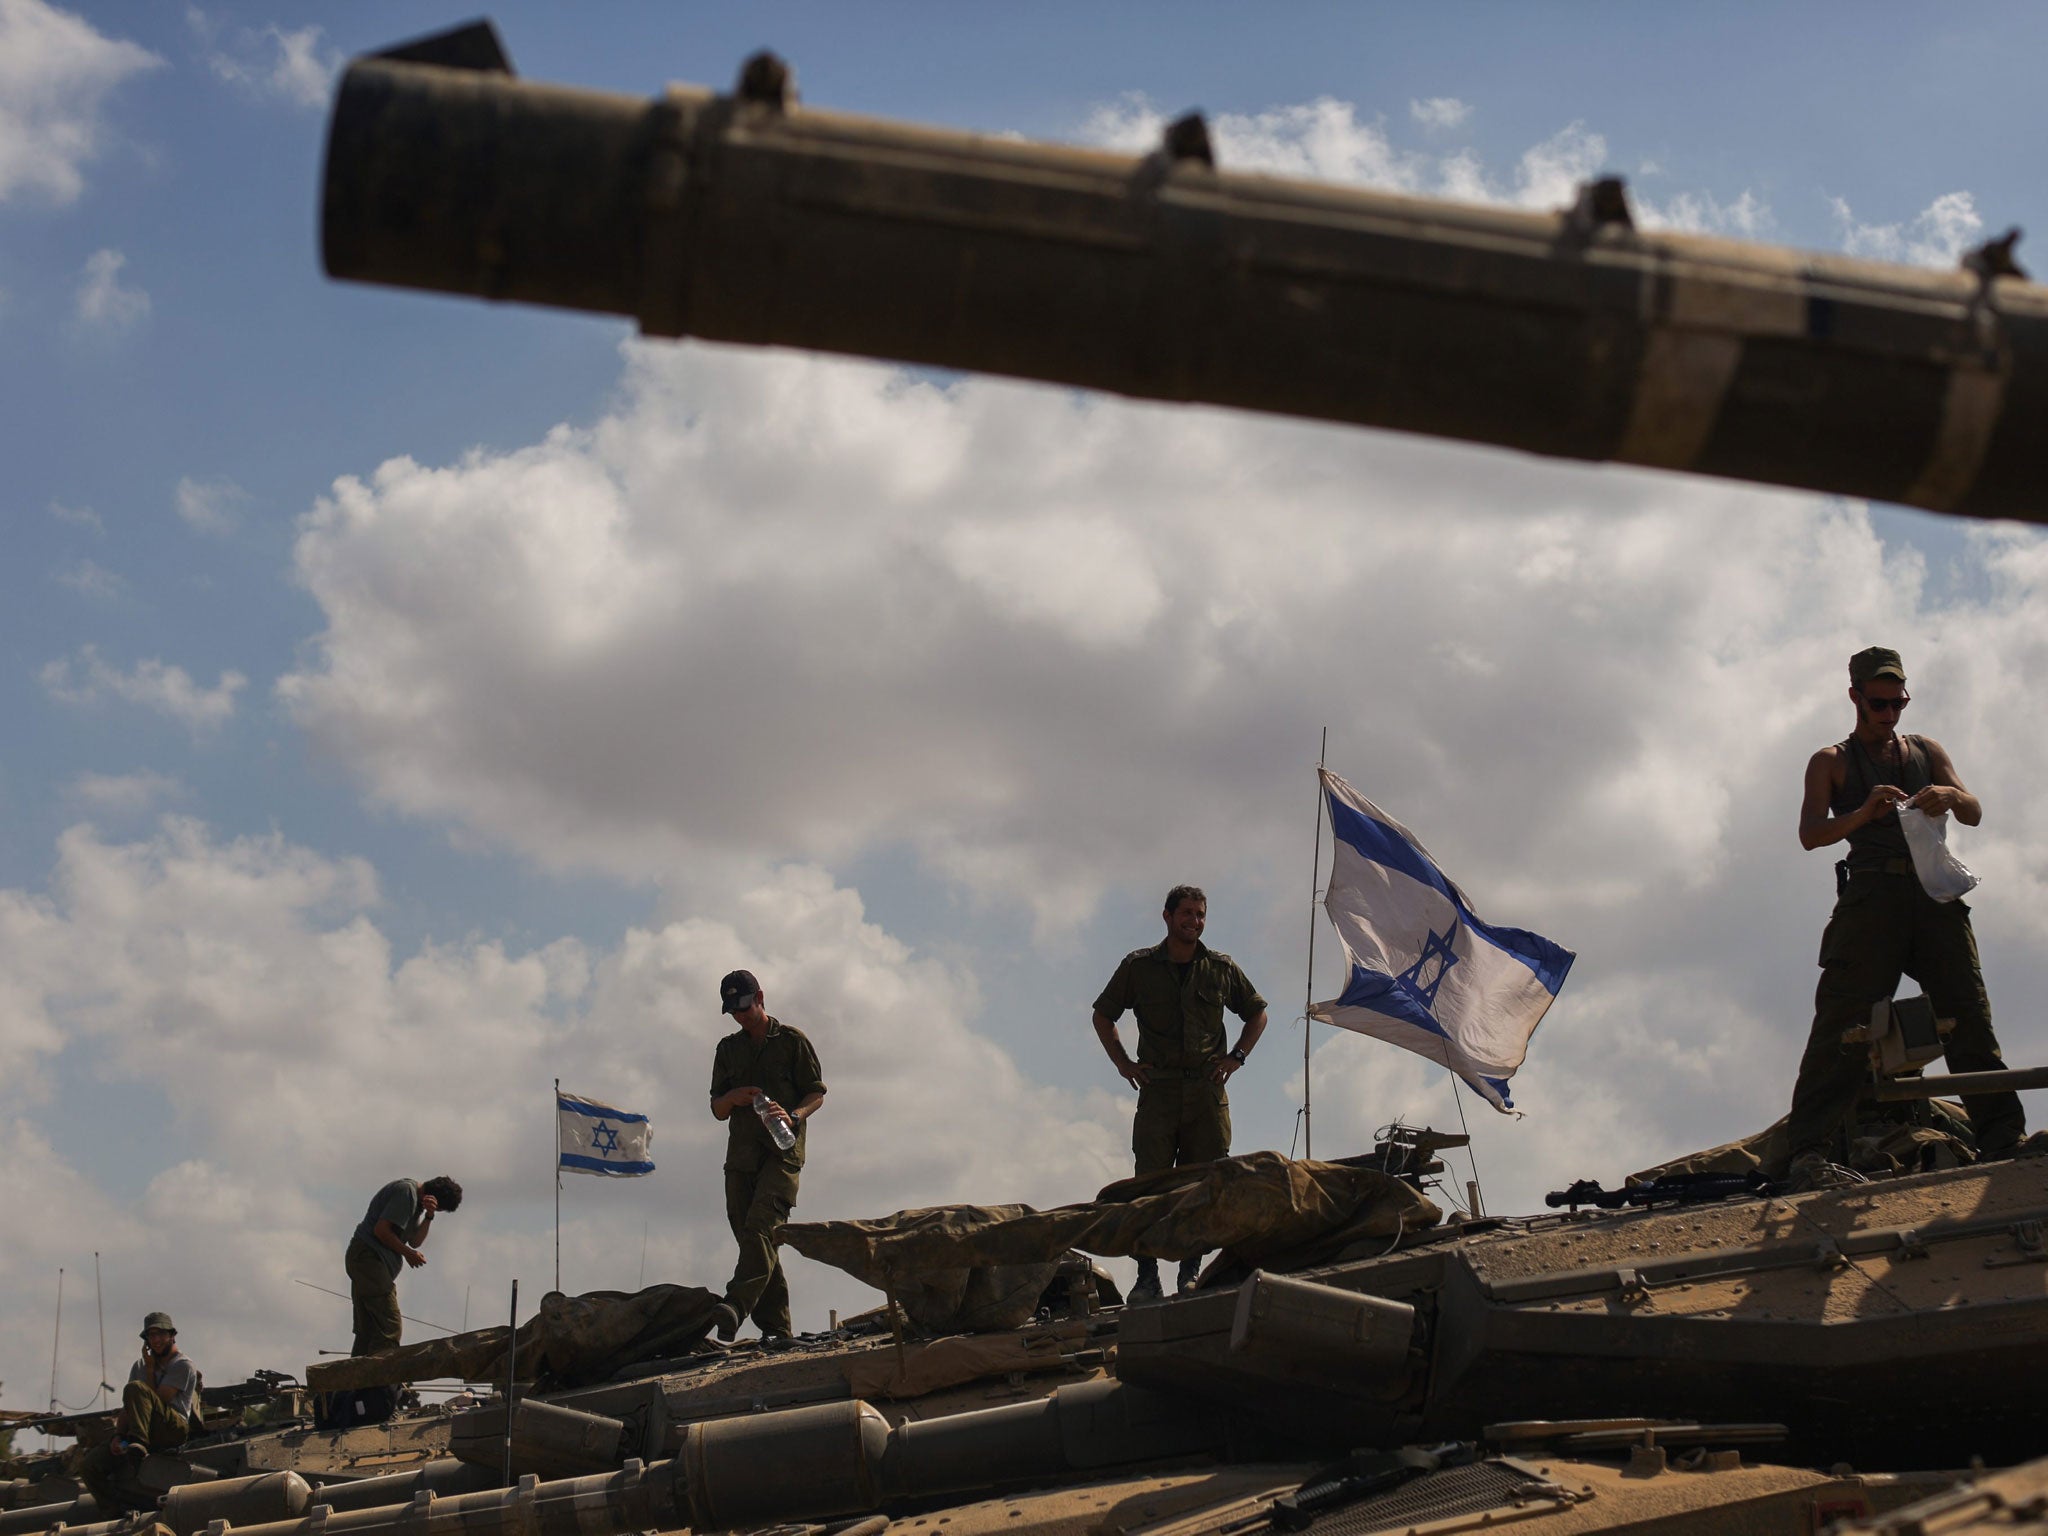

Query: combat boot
[[708, 1302, 741, 1342], [1783, 1150, 1866, 1194], [1176, 1257, 1201, 1295], [1128, 1258, 1163, 1305]]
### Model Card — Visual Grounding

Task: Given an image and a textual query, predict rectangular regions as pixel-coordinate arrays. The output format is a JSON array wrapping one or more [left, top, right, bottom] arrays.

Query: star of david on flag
[[558, 1091, 655, 1176], [1308, 769, 1575, 1112]]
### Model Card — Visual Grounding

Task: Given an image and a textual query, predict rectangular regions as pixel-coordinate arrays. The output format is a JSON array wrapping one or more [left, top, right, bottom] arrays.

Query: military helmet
[[141, 1310, 176, 1336]]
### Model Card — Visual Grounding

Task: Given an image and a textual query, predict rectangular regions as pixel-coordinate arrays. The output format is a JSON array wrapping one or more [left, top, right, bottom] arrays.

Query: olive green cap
[[1849, 647, 1906, 686], [141, 1311, 176, 1335]]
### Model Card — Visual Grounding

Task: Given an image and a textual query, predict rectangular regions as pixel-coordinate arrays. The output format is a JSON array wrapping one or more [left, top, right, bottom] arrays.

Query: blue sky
[[6, 0, 2048, 1410]]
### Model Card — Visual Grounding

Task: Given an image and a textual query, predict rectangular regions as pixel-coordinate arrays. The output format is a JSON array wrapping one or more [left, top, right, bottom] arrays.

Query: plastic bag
[[1899, 806, 1978, 902]]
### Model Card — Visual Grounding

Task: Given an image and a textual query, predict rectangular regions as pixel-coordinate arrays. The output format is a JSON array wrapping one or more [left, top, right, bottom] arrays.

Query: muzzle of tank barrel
[[323, 54, 656, 320]]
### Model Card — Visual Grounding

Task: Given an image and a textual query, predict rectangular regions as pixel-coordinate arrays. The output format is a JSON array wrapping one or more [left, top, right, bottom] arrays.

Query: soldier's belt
[[1143, 1066, 1218, 1080], [1848, 858, 1918, 877]]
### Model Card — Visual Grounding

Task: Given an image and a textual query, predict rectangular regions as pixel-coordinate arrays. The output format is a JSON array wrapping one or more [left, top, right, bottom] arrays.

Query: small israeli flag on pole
[[1309, 769, 1574, 1113], [557, 1091, 655, 1176]]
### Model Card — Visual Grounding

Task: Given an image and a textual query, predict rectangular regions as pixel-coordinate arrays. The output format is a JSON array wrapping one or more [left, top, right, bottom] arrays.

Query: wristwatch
[[1228, 1045, 1249, 1064]]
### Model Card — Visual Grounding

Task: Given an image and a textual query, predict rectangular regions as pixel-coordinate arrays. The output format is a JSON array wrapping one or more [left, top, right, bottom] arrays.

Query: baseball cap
[[719, 969, 761, 1013], [1849, 647, 1907, 686]]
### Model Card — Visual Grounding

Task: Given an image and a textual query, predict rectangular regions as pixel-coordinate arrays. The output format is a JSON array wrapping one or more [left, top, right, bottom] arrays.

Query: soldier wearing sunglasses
[[1780, 646, 2025, 1189]]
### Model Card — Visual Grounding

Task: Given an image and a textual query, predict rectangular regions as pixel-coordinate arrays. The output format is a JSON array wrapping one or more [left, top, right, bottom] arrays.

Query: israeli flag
[[1309, 770, 1574, 1112], [558, 1091, 655, 1176]]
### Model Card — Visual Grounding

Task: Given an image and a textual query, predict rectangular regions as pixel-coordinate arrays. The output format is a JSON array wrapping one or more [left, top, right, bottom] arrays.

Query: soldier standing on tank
[[1781, 647, 2026, 1188], [1092, 885, 1269, 1302], [77, 1312, 198, 1510], [707, 969, 826, 1342], [344, 1175, 462, 1356]]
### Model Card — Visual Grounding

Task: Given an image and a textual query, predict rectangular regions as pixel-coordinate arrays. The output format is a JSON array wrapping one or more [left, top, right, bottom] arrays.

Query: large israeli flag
[[1309, 770, 1574, 1112], [558, 1091, 655, 1176]]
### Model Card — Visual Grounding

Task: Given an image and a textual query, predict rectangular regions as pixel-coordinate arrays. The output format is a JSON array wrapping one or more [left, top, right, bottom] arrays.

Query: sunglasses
[[1857, 692, 1910, 714]]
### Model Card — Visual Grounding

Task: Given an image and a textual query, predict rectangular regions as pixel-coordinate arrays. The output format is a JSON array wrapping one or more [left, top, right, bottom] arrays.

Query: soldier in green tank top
[[706, 969, 826, 1341], [1781, 648, 2025, 1184], [1092, 885, 1268, 1302]]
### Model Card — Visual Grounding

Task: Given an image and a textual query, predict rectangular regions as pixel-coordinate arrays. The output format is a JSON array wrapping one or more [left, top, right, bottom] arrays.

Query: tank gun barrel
[[323, 24, 2048, 524]]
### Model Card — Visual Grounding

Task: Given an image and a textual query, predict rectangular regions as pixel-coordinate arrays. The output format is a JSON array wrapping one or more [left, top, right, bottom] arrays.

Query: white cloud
[[74, 247, 149, 331], [53, 557, 122, 598], [64, 769, 184, 815], [176, 475, 247, 534], [280, 341, 1950, 944], [1494, 121, 1596, 209], [0, 0, 160, 205], [187, 8, 338, 110], [50, 499, 104, 535], [0, 819, 1125, 1398], [41, 645, 247, 730], [1409, 96, 1471, 131], [1832, 189, 1982, 268]]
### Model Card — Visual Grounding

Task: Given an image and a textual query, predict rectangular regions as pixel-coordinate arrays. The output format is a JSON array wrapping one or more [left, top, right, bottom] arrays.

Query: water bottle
[[755, 1095, 797, 1151]]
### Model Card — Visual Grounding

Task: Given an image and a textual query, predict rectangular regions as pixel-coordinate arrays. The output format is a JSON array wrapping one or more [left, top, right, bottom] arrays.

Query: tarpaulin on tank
[[305, 1283, 722, 1391], [782, 1151, 1437, 1331], [1631, 1101, 1976, 1184]]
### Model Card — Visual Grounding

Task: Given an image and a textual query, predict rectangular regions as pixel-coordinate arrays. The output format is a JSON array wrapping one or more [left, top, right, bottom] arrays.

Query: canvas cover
[[1631, 1101, 1977, 1184], [782, 1151, 1438, 1331], [307, 1283, 722, 1392]]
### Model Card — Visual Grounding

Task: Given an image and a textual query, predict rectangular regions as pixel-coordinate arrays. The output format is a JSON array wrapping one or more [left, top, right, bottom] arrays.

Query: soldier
[[707, 969, 826, 1342], [345, 1175, 463, 1356], [77, 1312, 197, 1511], [1092, 885, 1269, 1301], [1782, 647, 2026, 1188]]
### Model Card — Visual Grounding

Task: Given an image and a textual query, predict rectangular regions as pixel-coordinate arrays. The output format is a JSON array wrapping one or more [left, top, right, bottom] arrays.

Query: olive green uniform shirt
[[1093, 941, 1267, 1071], [708, 1018, 826, 1174]]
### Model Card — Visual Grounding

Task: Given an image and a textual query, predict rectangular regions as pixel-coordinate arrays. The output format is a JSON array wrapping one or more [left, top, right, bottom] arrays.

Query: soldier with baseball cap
[[706, 969, 826, 1341], [77, 1312, 199, 1511], [1781, 646, 2026, 1188]]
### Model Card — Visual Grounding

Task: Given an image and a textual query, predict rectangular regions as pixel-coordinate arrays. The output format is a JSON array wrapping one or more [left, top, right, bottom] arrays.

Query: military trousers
[[1132, 1076, 1231, 1177], [345, 1236, 403, 1356], [79, 1382, 188, 1511], [723, 1156, 801, 1335], [1784, 871, 2024, 1162]]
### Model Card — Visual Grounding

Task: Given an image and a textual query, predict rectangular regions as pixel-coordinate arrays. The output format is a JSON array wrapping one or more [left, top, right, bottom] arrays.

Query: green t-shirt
[[351, 1178, 421, 1279], [1093, 941, 1267, 1069], [709, 1019, 827, 1173]]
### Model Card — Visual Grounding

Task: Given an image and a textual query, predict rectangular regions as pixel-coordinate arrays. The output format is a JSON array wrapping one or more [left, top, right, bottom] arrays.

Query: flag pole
[[1302, 727, 1328, 1161], [553, 1078, 561, 1295]]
